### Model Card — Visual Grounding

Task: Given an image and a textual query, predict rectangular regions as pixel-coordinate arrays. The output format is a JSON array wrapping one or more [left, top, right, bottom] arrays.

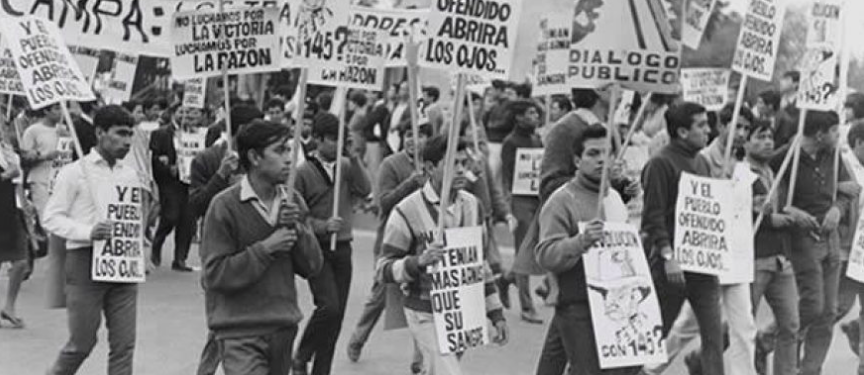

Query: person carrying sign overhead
[[42, 105, 140, 375]]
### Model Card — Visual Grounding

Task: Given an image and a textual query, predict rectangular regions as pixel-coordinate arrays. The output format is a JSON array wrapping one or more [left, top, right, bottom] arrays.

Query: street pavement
[[0, 216, 860, 375]]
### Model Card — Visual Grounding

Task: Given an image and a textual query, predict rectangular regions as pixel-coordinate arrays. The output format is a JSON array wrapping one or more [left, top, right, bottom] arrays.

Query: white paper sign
[[294, 0, 352, 67], [682, 0, 717, 49], [512, 148, 543, 196], [0, 48, 24, 95], [49, 136, 74, 193], [308, 28, 387, 90], [92, 182, 146, 283], [171, 7, 283, 79], [183, 78, 207, 109], [532, 14, 570, 96], [422, 0, 522, 80], [430, 226, 490, 355], [731, 0, 787, 82], [719, 163, 755, 285], [583, 221, 667, 368], [848, 210, 864, 282], [673, 172, 735, 276], [68, 45, 100, 83], [797, 0, 843, 111], [349, 7, 427, 67], [104, 53, 139, 104], [178, 128, 208, 184], [681, 68, 731, 111], [1, 16, 96, 109]]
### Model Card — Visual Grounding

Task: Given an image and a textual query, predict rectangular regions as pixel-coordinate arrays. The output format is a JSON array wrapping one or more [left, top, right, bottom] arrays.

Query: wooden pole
[[597, 84, 620, 216], [436, 73, 467, 243], [545, 94, 552, 128], [286, 68, 308, 198], [60, 102, 84, 159], [6, 94, 13, 123], [786, 110, 808, 207], [218, 0, 233, 152], [405, 35, 422, 173], [835, 4, 850, 202], [330, 88, 348, 251], [615, 92, 653, 163], [754, 135, 801, 230], [724, 75, 749, 176]]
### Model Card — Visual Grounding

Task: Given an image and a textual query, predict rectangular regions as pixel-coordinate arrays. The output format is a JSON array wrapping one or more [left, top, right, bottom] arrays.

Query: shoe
[[0, 310, 24, 329], [410, 362, 423, 375], [496, 277, 511, 310], [520, 311, 543, 324], [842, 321, 861, 356], [292, 360, 308, 375], [754, 342, 768, 375], [347, 342, 362, 362], [683, 350, 702, 375], [171, 261, 193, 272], [151, 254, 161, 267]]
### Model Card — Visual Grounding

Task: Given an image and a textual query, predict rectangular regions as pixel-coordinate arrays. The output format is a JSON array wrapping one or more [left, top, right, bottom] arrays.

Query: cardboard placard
[[68, 45, 100, 83], [731, 0, 787, 82], [177, 128, 208, 184], [430, 226, 490, 355], [183, 78, 207, 109], [682, 0, 718, 49], [680, 68, 731, 111], [293, 0, 352, 67], [92, 182, 146, 283], [171, 7, 283, 79], [308, 28, 387, 90], [582, 221, 667, 368], [719, 163, 755, 285], [797, 0, 843, 111], [422, 0, 522, 80], [1, 16, 96, 109], [349, 7, 428, 67], [512, 148, 543, 196], [49, 136, 74, 193], [532, 14, 570, 96], [673, 172, 735, 276], [104, 53, 139, 104], [0, 47, 24, 95]]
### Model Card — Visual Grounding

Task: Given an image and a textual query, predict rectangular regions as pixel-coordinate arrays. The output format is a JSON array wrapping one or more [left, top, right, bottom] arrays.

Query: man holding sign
[[42, 106, 141, 375]]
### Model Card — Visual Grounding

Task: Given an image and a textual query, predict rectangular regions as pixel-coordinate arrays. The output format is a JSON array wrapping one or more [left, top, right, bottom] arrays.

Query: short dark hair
[[144, 99, 168, 111], [93, 105, 135, 131], [121, 100, 141, 113], [506, 99, 539, 127], [746, 119, 774, 141], [514, 83, 532, 98], [237, 119, 291, 170], [422, 86, 440, 102], [758, 90, 782, 112], [491, 79, 508, 90], [230, 105, 264, 136], [79, 100, 98, 115], [397, 121, 433, 138], [422, 135, 468, 165], [846, 92, 864, 120], [349, 91, 368, 108], [666, 102, 707, 139], [573, 125, 608, 157], [28, 103, 60, 118], [718, 102, 754, 127], [783, 71, 801, 83], [265, 98, 286, 111], [803, 110, 839, 137], [312, 112, 340, 139], [551, 95, 573, 113], [571, 88, 600, 109], [848, 120, 864, 147], [316, 91, 333, 111]]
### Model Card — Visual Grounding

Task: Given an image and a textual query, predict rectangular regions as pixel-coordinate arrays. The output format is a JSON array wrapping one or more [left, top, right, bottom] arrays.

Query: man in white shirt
[[43, 105, 141, 375], [20, 103, 63, 214]]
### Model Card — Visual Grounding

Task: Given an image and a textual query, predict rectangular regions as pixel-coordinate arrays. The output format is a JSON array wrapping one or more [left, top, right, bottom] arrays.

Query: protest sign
[[104, 54, 139, 104], [183, 78, 208, 109], [532, 14, 570, 96], [171, 7, 282, 79], [719, 163, 755, 284], [350, 7, 427, 66], [797, 0, 843, 111], [682, 0, 717, 49], [49, 136, 74, 192], [566, 0, 682, 93], [91, 182, 146, 283], [848, 209, 864, 282], [177, 128, 208, 184], [294, 0, 352, 66], [0, 48, 23, 95], [512, 148, 543, 196], [731, 0, 787, 82], [582, 221, 666, 368], [68, 45, 100, 83], [673, 172, 736, 276], [0, 1, 173, 57], [1, 16, 96, 109], [430, 226, 490, 355], [422, 0, 522, 80], [308, 28, 387, 90], [680, 68, 731, 111]]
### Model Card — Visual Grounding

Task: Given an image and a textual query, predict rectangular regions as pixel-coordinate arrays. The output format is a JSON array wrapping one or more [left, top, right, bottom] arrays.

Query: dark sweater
[[374, 152, 424, 258], [640, 140, 711, 252], [501, 126, 542, 216], [750, 162, 790, 259], [540, 111, 595, 201], [190, 143, 232, 219], [201, 184, 323, 339], [295, 154, 372, 242]]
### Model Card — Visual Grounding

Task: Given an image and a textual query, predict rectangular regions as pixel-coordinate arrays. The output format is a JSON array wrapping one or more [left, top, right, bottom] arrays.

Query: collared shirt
[[314, 154, 336, 181], [791, 146, 849, 220], [700, 138, 735, 178], [420, 181, 465, 228], [42, 151, 140, 250], [573, 108, 601, 127], [239, 176, 288, 226]]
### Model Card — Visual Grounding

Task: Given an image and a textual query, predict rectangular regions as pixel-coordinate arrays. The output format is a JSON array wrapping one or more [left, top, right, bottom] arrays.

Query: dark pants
[[218, 326, 298, 375], [507, 199, 538, 313], [196, 331, 219, 375], [653, 262, 724, 375], [837, 261, 860, 323], [295, 241, 353, 375], [789, 231, 841, 375], [48, 248, 138, 375], [535, 303, 640, 375], [152, 184, 193, 264], [348, 278, 385, 349], [752, 255, 800, 375]]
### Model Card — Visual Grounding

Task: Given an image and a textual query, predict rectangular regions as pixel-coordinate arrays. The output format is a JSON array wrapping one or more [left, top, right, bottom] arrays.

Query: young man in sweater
[[534, 124, 635, 375], [346, 121, 432, 373], [377, 135, 508, 375], [293, 112, 372, 375], [200, 120, 323, 375], [640, 102, 724, 375]]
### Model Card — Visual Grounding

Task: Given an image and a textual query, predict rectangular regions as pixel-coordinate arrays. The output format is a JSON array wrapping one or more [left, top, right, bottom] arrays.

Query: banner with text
[[422, 0, 522, 80], [848, 210, 864, 282], [430, 226, 490, 355], [183, 78, 207, 109], [171, 7, 282, 79], [512, 148, 543, 196], [178, 128, 208, 184], [567, 0, 682, 93], [673, 173, 735, 276], [682, 0, 717, 49], [582, 221, 666, 368], [68, 45, 100, 83], [681, 68, 730, 111], [0, 47, 23, 95], [308, 28, 387, 90], [797, 0, 843, 111], [104, 53, 139, 104], [92, 182, 146, 283], [1, 16, 95, 109], [350, 7, 427, 66], [731, 0, 787, 82], [532, 14, 570, 96], [294, 0, 352, 67]]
